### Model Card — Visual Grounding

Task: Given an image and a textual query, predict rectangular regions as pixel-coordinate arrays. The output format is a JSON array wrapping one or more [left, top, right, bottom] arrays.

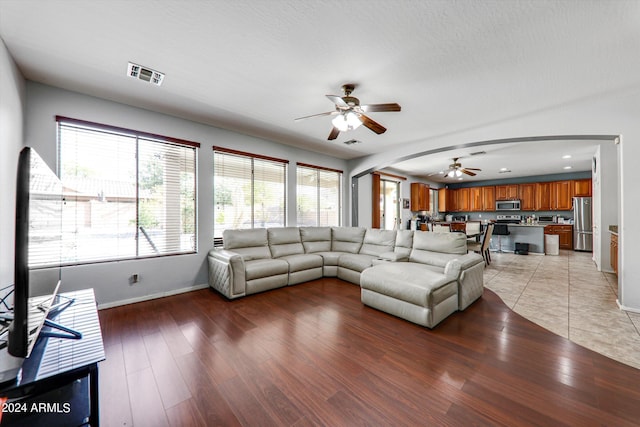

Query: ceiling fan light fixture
[[332, 112, 362, 132], [455, 169, 462, 177]]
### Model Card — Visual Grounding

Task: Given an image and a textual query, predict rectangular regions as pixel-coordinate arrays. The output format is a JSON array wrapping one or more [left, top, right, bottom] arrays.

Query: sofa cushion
[[338, 253, 376, 272], [412, 231, 467, 254], [244, 258, 289, 281], [314, 251, 344, 266], [331, 227, 366, 253], [279, 253, 323, 272], [268, 227, 304, 258], [300, 227, 332, 253], [223, 228, 271, 260], [394, 230, 414, 258], [359, 229, 397, 256]]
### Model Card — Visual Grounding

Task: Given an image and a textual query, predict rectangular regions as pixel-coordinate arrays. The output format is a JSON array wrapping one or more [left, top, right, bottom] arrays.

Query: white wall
[[24, 82, 348, 307], [347, 87, 640, 311], [594, 142, 619, 273], [0, 38, 25, 288]]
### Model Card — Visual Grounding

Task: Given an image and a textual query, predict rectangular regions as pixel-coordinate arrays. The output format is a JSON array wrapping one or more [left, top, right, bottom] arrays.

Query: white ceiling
[[1, 1, 636, 179]]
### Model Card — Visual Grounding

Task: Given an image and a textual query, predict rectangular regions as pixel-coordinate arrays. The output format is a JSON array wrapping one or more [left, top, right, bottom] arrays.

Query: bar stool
[[492, 223, 510, 253]]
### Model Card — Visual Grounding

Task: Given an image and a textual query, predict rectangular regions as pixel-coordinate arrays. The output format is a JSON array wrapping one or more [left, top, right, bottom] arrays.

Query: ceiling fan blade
[[328, 127, 340, 140], [326, 95, 349, 108], [464, 167, 482, 171], [360, 103, 401, 113], [461, 169, 477, 176], [359, 114, 387, 134], [294, 111, 338, 121]]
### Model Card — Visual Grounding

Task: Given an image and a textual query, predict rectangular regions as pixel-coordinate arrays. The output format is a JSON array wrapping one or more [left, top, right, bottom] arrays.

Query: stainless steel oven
[[495, 200, 521, 211]]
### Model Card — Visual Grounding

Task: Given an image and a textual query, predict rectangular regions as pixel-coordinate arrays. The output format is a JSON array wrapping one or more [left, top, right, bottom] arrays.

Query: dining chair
[[468, 223, 494, 266], [432, 223, 451, 233], [465, 221, 481, 238]]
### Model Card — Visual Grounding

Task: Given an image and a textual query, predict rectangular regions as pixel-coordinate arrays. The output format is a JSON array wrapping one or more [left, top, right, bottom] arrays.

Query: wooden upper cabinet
[[469, 187, 483, 212], [456, 188, 470, 212], [438, 188, 449, 212], [535, 182, 552, 211], [482, 186, 496, 211], [573, 179, 592, 197], [495, 184, 518, 200], [552, 181, 573, 210], [410, 183, 429, 211], [518, 183, 536, 211]]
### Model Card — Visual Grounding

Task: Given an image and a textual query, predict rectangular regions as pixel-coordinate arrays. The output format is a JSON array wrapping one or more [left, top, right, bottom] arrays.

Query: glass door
[[380, 179, 400, 230]]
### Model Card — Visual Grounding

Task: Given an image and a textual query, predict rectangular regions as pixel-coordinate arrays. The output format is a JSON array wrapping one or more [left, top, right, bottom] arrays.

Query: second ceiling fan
[[295, 84, 401, 140]]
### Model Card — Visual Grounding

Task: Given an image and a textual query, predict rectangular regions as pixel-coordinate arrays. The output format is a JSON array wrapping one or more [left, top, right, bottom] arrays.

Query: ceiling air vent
[[343, 139, 361, 145], [469, 150, 486, 156], [127, 62, 164, 86]]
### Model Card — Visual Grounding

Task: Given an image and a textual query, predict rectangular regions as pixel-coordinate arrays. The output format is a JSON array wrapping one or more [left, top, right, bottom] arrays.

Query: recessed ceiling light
[[498, 168, 511, 174], [563, 166, 572, 170], [499, 167, 509, 171], [457, 177, 463, 181], [562, 155, 572, 159]]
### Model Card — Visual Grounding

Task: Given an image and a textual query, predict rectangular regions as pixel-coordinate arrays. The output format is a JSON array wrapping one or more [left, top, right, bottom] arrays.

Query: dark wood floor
[[98, 278, 640, 426]]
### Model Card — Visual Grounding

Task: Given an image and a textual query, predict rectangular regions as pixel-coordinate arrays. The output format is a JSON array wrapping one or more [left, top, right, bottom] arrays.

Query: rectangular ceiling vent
[[127, 62, 164, 86], [343, 139, 361, 145], [469, 150, 486, 156]]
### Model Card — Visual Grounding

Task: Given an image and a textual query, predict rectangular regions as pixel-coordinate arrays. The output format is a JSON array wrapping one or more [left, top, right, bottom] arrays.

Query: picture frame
[[402, 198, 410, 209]]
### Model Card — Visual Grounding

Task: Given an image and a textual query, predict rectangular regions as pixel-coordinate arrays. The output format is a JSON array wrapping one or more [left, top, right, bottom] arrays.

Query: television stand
[[0, 289, 104, 426]]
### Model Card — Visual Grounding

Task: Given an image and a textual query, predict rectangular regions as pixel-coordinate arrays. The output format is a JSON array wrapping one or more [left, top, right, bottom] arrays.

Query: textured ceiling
[[0, 0, 636, 178]]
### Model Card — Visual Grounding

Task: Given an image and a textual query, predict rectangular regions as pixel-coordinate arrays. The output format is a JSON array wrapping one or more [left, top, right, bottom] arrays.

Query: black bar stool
[[492, 223, 510, 253]]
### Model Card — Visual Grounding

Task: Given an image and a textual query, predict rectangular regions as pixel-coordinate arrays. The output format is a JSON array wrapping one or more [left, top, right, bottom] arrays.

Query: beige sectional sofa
[[208, 226, 485, 328]]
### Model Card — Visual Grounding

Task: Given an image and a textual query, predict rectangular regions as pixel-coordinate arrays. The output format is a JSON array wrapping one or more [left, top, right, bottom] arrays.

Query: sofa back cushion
[[300, 227, 332, 253], [409, 231, 467, 266], [331, 227, 366, 253], [394, 230, 414, 258], [359, 229, 397, 256], [268, 227, 304, 258], [223, 228, 271, 260]]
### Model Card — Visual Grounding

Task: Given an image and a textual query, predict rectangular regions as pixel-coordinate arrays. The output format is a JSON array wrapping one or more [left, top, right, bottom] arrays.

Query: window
[[213, 147, 287, 239], [429, 188, 437, 215], [57, 117, 198, 264], [297, 163, 342, 227]]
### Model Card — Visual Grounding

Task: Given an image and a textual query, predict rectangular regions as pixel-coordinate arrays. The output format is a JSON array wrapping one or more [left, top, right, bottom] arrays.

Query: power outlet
[[130, 274, 140, 285]]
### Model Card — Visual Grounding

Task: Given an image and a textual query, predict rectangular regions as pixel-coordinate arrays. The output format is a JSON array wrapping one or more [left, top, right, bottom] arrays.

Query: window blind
[[57, 118, 198, 264], [296, 163, 342, 227], [213, 148, 287, 239]]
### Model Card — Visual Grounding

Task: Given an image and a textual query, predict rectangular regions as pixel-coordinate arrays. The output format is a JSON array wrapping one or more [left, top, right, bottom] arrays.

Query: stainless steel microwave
[[496, 200, 521, 211]]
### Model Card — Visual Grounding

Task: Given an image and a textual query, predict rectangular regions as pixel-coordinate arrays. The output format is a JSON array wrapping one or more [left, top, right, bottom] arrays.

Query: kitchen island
[[489, 223, 547, 254]]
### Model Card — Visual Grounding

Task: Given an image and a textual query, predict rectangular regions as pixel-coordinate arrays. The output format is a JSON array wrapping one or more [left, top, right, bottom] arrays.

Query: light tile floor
[[483, 250, 640, 369]]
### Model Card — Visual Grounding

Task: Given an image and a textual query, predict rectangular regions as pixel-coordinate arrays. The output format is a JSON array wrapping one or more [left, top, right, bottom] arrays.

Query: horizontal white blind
[[57, 119, 198, 264], [213, 149, 287, 238], [296, 164, 342, 227]]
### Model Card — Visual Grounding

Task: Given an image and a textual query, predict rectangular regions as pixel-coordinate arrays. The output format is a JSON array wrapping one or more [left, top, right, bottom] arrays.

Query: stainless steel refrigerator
[[573, 197, 593, 251]]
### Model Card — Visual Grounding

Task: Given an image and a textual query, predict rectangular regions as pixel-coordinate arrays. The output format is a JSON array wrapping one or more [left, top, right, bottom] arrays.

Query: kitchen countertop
[[507, 223, 547, 228]]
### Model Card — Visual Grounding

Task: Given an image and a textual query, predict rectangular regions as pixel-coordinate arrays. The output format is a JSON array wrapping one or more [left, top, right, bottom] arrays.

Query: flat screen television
[[0, 147, 80, 384]]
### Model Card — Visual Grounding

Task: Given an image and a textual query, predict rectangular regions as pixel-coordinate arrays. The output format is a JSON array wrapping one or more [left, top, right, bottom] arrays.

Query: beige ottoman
[[360, 262, 459, 328]]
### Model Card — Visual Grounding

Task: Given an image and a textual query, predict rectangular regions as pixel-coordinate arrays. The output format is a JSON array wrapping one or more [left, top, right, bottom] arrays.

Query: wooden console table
[[0, 288, 104, 426]]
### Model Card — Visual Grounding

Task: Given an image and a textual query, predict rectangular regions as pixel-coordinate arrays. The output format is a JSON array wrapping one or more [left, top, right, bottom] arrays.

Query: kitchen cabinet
[[482, 186, 496, 211], [518, 183, 536, 211], [552, 181, 573, 210], [573, 179, 592, 197], [411, 183, 430, 211], [469, 187, 482, 211], [545, 224, 573, 250], [438, 188, 451, 212], [456, 188, 470, 212], [495, 184, 518, 200], [610, 233, 618, 275], [535, 182, 552, 211]]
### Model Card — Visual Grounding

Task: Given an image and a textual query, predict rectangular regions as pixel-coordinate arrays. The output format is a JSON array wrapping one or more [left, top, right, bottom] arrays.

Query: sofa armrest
[[377, 251, 409, 262], [444, 253, 485, 310], [208, 249, 247, 299]]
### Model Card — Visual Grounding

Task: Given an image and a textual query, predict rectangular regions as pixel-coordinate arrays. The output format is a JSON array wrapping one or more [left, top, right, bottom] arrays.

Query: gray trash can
[[545, 234, 559, 255]]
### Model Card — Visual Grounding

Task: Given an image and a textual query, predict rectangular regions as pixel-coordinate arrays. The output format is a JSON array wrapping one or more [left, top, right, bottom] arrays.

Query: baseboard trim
[[617, 299, 640, 314], [97, 283, 210, 310]]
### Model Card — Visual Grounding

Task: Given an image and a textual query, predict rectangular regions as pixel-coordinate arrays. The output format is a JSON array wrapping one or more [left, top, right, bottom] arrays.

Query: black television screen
[[7, 147, 64, 359]]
